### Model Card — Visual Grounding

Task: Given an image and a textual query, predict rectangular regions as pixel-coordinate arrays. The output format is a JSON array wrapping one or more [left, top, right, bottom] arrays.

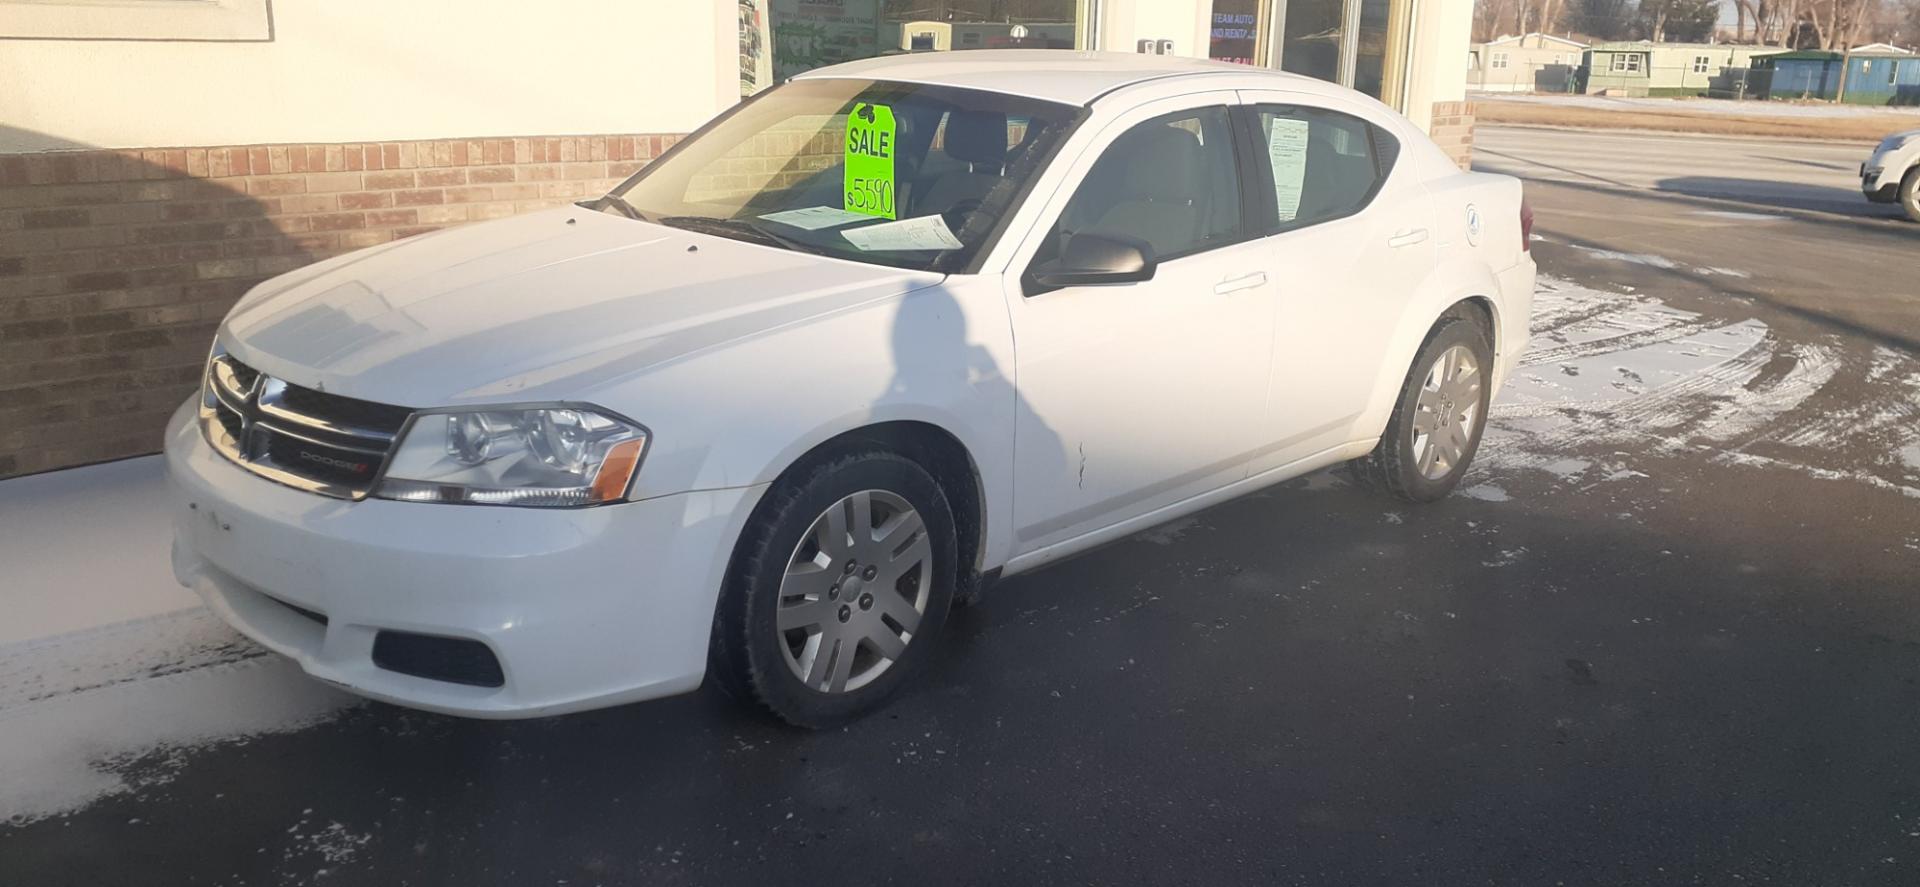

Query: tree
[[1638, 0, 1722, 40], [1567, 0, 1636, 38], [1474, 0, 1572, 41]]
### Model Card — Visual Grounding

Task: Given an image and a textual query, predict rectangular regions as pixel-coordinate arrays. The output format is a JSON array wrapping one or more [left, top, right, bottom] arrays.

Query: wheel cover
[[1410, 343, 1483, 481], [775, 489, 932, 694]]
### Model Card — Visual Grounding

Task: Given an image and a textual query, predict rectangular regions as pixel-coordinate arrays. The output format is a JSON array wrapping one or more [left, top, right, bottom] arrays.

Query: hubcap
[[775, 490, 932, 694], [1410, 344, 1483, 481]]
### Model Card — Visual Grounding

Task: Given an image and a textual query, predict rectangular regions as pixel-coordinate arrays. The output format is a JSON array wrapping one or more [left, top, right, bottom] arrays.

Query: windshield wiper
[[581, 194, 650, 223], [657, 215, 829, 256]]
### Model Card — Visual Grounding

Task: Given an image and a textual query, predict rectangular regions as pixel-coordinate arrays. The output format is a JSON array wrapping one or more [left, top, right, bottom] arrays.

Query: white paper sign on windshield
[[1266, 116, 1310, 223], [758, 205, 874, 231], [840, 214, 964, 251]]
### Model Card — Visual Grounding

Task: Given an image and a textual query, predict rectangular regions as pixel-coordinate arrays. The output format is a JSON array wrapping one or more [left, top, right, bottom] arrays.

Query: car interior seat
[[914, 109, 1009, 216], [1082, 124, 1207, 258]]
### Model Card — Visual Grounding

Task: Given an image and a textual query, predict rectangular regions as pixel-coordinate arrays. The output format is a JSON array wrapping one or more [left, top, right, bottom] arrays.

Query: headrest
[[944, 110, 1007, 168], [1119, 124, 1203, 202]]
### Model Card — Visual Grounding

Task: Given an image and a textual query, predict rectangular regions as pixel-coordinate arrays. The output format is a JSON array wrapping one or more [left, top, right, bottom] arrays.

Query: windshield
[[604, 78, 1084, 273]]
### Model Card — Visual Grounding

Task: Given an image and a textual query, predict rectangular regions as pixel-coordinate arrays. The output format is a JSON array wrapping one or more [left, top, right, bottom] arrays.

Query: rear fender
[[1353, 259, 1503, 444]]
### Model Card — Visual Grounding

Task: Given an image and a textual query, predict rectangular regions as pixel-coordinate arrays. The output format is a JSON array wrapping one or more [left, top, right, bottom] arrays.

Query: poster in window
[[1266, 117, 1310, 223]]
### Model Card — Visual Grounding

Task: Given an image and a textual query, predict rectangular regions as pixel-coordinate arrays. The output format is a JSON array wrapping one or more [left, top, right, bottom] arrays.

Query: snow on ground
[[1475, 276, 1920, 499], [0, 656, 354, 825], [1481, 93, 1920, 120], [0, 458, 358, 824], [0, 456, 199, 645]]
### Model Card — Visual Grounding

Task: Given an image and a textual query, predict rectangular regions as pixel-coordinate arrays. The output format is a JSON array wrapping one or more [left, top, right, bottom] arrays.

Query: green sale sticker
[[844, 102, 896, 220]]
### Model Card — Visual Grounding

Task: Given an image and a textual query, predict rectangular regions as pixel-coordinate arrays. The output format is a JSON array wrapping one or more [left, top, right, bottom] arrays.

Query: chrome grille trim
[[199, 351, 413, 499]]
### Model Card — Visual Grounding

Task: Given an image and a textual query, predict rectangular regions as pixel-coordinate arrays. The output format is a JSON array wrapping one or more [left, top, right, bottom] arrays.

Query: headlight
[[373, 406, 647, 507]]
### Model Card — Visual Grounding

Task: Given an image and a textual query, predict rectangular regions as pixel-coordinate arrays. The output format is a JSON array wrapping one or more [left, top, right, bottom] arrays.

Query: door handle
[[1212, 271, 1267, 295], [1388, 228, 1430, 248]]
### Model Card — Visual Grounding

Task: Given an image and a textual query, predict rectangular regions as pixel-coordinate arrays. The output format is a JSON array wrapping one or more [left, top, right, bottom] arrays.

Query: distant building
[[1849, 43, 1914, 55], [1468, 33, 1588, 93], [1758, 51, 1920, 105], [1582, 41, 1780, 96]]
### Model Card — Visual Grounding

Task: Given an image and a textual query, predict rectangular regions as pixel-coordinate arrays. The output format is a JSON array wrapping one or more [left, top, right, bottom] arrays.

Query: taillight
[[1519, 197, 1535, 251]]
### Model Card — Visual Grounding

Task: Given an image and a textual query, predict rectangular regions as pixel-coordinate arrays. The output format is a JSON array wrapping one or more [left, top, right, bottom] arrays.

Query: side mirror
[[1026, 233, 1157, 292]]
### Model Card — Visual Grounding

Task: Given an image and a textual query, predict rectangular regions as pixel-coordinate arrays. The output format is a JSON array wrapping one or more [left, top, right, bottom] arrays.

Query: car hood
[[220, 208, 943, 407]]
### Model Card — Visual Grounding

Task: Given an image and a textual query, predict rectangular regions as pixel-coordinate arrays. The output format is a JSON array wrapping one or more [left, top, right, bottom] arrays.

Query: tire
[[708, 449, 957, 728], [1351, 312, 1494, 503], [1901, 167, 1920, 223]]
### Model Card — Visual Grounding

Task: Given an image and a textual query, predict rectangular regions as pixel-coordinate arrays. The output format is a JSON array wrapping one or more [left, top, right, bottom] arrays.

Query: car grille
[[200, 352, 414, 499]]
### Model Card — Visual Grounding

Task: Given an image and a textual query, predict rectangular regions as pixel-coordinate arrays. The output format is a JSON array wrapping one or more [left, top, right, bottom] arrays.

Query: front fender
[[602, 278, 1020, 568]]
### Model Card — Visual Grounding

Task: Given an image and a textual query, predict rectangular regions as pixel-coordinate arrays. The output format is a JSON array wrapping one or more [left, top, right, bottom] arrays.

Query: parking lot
[[4, 127, 1920, 885]]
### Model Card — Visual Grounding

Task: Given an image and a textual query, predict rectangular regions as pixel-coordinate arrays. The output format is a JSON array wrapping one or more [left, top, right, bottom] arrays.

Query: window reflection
[[1280, 0, 1344, 84], [758, 0, 1084, 85]]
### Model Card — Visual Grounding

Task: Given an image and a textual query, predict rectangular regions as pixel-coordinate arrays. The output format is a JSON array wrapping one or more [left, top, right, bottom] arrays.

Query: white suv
[[1863, 129, 1920, 221], [166, 51, 1536, 727]]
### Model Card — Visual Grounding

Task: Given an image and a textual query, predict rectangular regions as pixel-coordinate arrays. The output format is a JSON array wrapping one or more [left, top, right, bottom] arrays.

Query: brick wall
[[1428, 101, 1476, 170], [0, 134, 679, 479]]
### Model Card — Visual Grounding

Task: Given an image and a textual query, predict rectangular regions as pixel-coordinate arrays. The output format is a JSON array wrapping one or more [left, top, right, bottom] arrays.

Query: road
[[1476, 124, 1895, 218], [1477, 125, 1920, 352], [4, 127, 1920, 886]]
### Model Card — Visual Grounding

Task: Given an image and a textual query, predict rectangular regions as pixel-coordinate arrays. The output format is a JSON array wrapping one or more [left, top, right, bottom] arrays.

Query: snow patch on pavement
[[1477, 276, 1920, 498], [1460, 483, 1511, 502], [1690, 211, 1784, 222], [1568, 244, 1681, 270], [0, 655, 357, 825], [0, 608, 260, 710], [0, 457, 360, 826]]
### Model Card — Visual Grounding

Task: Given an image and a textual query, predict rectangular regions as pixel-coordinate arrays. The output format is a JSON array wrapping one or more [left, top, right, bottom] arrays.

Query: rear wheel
[[1900, 167, 1920, 223], [708, 450, 956, 728], [1352, 313, 1493, 503]]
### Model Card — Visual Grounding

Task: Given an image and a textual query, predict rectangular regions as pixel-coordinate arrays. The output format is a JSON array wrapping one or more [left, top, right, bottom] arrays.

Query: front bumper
[[1862, 164, 1899, 202], [164, 399, 765, 719]]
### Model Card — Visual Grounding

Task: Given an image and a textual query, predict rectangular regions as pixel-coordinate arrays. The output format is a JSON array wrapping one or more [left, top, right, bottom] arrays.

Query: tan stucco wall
[[0, 0, 736, 153]]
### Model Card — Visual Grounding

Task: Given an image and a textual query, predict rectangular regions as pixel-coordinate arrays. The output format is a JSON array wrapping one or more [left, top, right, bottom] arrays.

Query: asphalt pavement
[[3, 126, 1919, 886]]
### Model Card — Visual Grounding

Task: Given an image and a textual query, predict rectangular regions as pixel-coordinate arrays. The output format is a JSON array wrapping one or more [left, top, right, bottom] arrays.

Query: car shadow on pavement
[[1654, 175, 1911, 221]]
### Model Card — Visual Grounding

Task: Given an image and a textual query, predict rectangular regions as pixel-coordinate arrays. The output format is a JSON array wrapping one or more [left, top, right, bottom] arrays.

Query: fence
[[1705, 67, 1774, 100], [1468, 60, 1582, 95]]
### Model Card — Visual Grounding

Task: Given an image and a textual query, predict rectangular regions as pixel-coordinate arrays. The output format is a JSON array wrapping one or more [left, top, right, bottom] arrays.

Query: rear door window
[[1243, 104, 1398, 234]]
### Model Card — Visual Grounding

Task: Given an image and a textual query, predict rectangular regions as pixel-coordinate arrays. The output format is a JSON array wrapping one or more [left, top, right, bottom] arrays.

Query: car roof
[[792, 49, 1328, 107]]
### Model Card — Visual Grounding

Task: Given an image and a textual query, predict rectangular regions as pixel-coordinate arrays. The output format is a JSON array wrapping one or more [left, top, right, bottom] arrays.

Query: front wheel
[[1351, 313, 1493, 502], [708, 449, 957, 728]]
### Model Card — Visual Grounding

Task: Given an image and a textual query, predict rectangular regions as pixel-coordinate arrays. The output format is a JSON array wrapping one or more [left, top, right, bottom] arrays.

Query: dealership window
[[743, 1, 1417, 113], [1491, 52, 1508, 70], [744, 0, 1086, 92], [1611, 53, 1642, 73], [1692, 55, 1711, 74], [1209, 0, 1265, 65], [1277, 0, 1414, 106]]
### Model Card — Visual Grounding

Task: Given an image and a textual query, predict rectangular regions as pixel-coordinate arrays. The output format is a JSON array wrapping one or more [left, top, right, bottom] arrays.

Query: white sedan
[[166, 50, 1535, 727]]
